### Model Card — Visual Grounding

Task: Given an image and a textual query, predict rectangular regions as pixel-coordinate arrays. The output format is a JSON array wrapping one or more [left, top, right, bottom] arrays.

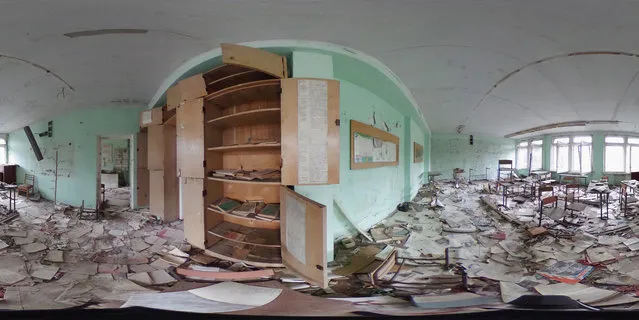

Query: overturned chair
[[538, 186, 567, 227]]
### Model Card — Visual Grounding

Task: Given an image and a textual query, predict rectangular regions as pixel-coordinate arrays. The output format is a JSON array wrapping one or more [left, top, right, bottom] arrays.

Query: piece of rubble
[[4, 230, 27, 237], [0, 255, 28, 285], [130, 238, 150, 252], [98, 264, 128, 274], [0, 240, 8, 250], [190, 253, 217, 265], [130, 264, 156, 273], [13, 237, 34, 245], [45, 250, 64, 263], [148, 269, 177, 285], [127, 272, 153, 285], [22, 242, 47, 253], [30, 264, 60, 280], [149, 258, 173, 270]]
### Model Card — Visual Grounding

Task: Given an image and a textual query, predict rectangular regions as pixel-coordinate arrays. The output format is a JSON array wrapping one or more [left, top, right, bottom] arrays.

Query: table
[[591, 189, 611, 220], [559, 174, 588, 189], [427, 172, 441, 185]]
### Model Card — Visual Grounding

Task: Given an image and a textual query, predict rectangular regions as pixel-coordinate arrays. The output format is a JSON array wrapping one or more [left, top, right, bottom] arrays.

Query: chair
[[620, 184, 638, 217], [17, 174, 35, 198], [538, 190, 567, 226], [564, 184, 587, 216]]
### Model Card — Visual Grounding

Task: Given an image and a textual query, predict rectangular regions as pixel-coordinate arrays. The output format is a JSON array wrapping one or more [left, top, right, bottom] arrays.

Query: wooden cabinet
[[176, 44, 338, 288], [0, 164, 17, 184], [146, 113, 178, 221], [135, 132, 149, 207]]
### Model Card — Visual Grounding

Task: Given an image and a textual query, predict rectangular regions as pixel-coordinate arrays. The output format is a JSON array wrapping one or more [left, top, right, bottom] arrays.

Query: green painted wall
[[290, 51, 428, 261], [410, 118, 425, 197], [431, 133, 516, 180], [8, 104, 144, 207]]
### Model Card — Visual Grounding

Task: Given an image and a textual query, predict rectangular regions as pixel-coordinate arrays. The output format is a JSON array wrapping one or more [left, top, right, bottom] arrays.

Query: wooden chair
[[564, 184, 587, 216], [538, 194, 566, 227], [17, 174, 35, 198], [620, 184, 638, 217]]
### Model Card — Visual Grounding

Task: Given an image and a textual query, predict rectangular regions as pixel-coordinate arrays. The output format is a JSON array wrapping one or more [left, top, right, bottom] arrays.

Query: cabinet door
[[280, 186, 327, 288], [136, 169, 149, 207], [177, 98, 204, 178], [221, 43, 288, 78], [137, 132, 148, 169], [149, 170, 165, 218], [147, 125, 165, 170], [281, 78, 340, 185], [182, 177, 205, 249]]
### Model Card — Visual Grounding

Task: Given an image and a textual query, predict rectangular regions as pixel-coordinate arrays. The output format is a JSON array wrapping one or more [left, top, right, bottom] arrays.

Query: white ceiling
[[2, 0, 639, 137]]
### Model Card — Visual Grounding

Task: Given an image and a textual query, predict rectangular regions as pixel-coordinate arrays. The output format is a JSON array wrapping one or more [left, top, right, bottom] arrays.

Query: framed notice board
[[414, 142, 424, 163], [350, 120, 399, 169]]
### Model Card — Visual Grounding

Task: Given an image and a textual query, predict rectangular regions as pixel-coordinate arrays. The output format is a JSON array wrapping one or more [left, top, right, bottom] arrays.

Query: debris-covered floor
[[2, 178, 639, 315]]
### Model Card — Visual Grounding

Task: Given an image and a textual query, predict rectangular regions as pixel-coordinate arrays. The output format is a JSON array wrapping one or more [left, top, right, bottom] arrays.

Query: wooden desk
[[559, 173, 587, 189]]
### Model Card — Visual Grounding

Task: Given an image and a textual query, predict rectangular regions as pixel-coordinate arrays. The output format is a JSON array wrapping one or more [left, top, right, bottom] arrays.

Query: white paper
[[286, 194, 307, 264], [122, 291, 256, 313], [188, 282, 282, 306], [297, 79, 328, 184], [141, 110, 153, 124]]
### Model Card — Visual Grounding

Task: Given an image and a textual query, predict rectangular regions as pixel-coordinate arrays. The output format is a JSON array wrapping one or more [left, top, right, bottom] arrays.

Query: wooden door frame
[[97, 134, 136, 209]]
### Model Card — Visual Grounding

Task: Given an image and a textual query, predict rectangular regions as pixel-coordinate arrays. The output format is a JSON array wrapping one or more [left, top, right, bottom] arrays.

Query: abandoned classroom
[[2, 1, 639, 315]]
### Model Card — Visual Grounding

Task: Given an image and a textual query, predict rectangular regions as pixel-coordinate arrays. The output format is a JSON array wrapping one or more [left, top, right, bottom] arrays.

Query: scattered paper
[[122, 291, 256, 313], [188, 282, 282, 306], [500, 282, 531, 303], [537, 261, 594, 284], [30, 264, 60, 280]]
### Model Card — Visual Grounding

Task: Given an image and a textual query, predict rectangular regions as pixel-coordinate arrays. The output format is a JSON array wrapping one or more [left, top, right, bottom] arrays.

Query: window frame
[[603, 135, 639, 174], [0, 134, 6, 165], [516, 139, 543, 171], [550, 135, 592, 174]]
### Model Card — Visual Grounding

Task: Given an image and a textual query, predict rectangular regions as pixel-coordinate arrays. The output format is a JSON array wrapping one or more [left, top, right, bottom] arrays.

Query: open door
[[280, 78, 340, 185], [280, 186, 327, 288], [136, 131, 149, 207], [221, 43, 288, 79]]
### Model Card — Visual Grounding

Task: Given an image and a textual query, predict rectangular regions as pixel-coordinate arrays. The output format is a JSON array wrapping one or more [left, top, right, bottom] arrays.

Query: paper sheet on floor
[[500, 282, 531, 303], [121, 291, 256, 313], [188, 282, 282, 306]]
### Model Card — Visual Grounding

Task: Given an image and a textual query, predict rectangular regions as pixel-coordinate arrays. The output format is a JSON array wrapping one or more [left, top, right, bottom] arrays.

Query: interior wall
[[8, 104, 144, 207], [290, 51, 429, 261], [431, 133, 516, 180], [410, 118, 425, 198]]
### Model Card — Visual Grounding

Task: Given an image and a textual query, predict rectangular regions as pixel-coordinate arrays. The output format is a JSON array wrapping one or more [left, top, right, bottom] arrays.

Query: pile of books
[[210, 169, 281, 182], [210, 197, 280, 221]]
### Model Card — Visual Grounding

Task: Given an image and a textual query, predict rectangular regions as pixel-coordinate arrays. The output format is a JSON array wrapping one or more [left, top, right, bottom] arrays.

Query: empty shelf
[[206, 143, 281, 152], [206, 176, 280, 185], [207, 207, 280, 229], [207, 108, 281, 128]]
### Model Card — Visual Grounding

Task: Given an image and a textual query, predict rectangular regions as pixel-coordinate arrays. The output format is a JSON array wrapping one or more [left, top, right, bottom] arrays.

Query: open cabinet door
[[177, 98, 204, 178], [281, 78, 340, 185], [221, 43, 288, 78], [136, 132, 149, 207], [280, 186, 328, 288]]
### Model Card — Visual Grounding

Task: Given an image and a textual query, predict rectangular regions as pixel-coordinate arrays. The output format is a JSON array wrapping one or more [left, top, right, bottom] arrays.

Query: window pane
[[554, 137, 569, 144], [629, 138, 639, 145], [0, 138, 5, 145], [605, 136, 625, 143], [550, 145, 557, 171], [573, 136, 592, 144], [558, 145, 569, 172], [0, 146, 5, 165], [531, 140, 543, 146], [517, 147, 528, 169], [631, 146, 639, 172], [605, 145, 625, 172], [582, 145, 592, 173], [531, 146, 542, 170], [518, 141, 529, 147]]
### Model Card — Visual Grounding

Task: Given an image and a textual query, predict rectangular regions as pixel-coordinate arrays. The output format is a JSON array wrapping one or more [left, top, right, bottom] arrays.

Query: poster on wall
[[350, 120, 399, 169], [414, 142, 424, 163]]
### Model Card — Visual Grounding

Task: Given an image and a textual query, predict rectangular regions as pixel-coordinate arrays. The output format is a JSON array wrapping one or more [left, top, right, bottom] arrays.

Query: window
[[550, 136, 591, 173], [0, 136, 6, 165], [604, 136, 639, 173], [516, 139, 543, 170]]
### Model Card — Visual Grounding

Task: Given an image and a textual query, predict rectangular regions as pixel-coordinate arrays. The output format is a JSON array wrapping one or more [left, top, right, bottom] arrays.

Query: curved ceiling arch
[[149, 40, 430, 133]]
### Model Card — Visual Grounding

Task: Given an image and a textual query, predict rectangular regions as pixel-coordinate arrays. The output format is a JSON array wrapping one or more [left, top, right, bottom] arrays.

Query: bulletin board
[[414, 142, 424, 163], [350, 120, 399, 169]]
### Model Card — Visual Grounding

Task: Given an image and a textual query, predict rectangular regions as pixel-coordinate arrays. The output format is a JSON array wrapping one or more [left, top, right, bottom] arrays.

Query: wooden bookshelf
[[207, 221, 281, 247], [207, 70, 275, 93], [206, 206, 280, 229], [205, 234, 283, 268], [206, 143, 281, 152], [207, 108, 281, 128]]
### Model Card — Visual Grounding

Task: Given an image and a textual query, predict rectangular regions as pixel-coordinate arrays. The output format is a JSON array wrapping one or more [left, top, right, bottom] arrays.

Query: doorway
[[97, 135, 135, 210]]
